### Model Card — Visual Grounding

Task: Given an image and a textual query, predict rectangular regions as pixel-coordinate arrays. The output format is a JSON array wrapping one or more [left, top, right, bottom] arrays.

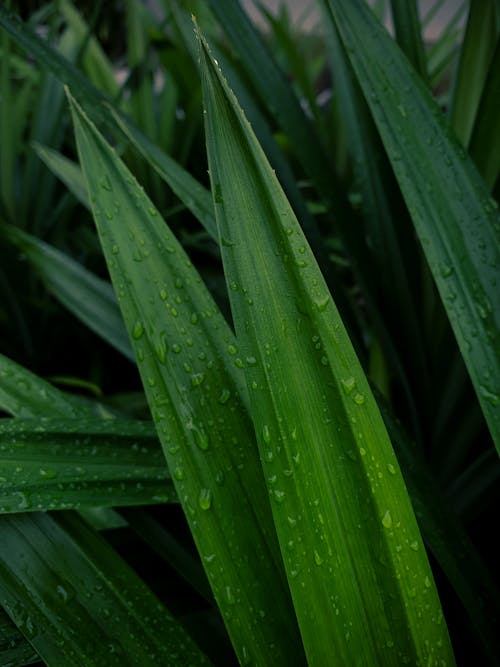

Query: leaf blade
[[0, 511, 210, 666], [198, 27, 455, 666], [0, 418, 175, 514], [68, 89, 306, 666], [327, 0, 500, 452]]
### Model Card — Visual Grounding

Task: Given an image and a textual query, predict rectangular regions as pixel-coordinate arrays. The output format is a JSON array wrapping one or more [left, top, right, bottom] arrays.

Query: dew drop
[[387, 463, 396, 475], [341, 376, 356, 394], [132, 320, 144, 340], [100, 175, 112, 191], [198, 488, 212, 510], [409, 541, 419, 551], [191, 373, 205, 387], [194, 427, 210, 451], [314, 294, 330, 312], [381, 510, 393, 529], [262, 424, 271, 444], [218, 388, 231, 404]]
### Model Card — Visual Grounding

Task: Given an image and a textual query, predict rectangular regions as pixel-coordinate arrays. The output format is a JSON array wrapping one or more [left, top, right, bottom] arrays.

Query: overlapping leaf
[[326, 0, 500, 452], [68, 90, 306, 666], [0, 511, 209, 666], [3, 226, 134, 361], [198, 28, 454, 666], [0, 418, 174, 514]]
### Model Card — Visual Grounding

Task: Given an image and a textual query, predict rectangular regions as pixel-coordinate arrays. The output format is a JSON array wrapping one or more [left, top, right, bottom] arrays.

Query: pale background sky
[[241, 0, 466, 40]]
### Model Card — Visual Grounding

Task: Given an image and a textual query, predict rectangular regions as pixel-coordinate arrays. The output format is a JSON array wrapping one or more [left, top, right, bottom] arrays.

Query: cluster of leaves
[[0, 0, 498, 665]]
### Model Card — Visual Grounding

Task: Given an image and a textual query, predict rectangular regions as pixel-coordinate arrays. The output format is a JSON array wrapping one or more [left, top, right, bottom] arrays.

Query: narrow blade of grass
[[107, 107, 218, 241], [320, 3, 429, 438], [3, 225, 134, 361], [0, 5, 109, 125], [0, 511, 210, 666], [205, 0, 337, 204], [59, 0, 120, 98], [327, 0, 500, 453], [390, 0, 428, 82], [32, 142, 90, 208], [469, 38, 500, 189], [379, 396, 500, 663], [449, 0, 499, 147], [199, 28, 454, 666], [68, 91, 306, 665], [0, 417, 174, 514], [0, 352, 98, 418]]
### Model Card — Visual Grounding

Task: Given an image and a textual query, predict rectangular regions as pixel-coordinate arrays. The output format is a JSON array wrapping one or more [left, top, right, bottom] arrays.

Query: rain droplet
[[341, 377, 356, 394], [479, 385, 499, 406], [100, 175, 112, 191], [132, 320, 144, 340], [191, 373, 205, 387], [39, 468, 57, 479], [198, 488, 212, 510], [262, 424, 271, 444], [387, 463, 396, 475], [194, 428, 210, 451], [218, 388, 231, 404], [314, 550, 323, 566], [381, 510, 393, 529], [409, 541, 419, 551], [273, 489, 285, 503], [353, 392, 365, 405], [314, 294, 330, 312]]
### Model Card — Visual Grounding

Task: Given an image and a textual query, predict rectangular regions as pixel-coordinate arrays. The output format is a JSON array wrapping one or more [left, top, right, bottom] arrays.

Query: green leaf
[[32, 142, 90, 208], [205, 0, 337, 203], [320, 3, 429, 439], [0, 606, 39, 667], [59, 0, 120, 98], [0, 511, 210, 666], [0, 417, 175, 514], [0, 5, 109, 126], [107, 107, 218, 241], [3, 225, 134, 361], [0, 352, 98, 419], [68, 90, 306, 665], [390, 0, 428, 82], [198, 27, 455, 666], [326, 0, 500, 453], [379, 397, 500, 664], [449, 0, 499, 147], [469, 37, 500, 189]]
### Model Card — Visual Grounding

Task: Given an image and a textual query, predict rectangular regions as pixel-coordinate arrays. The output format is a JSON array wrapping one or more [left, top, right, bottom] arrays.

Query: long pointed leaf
[[0, 511, 210, 666], [0, 418, 174, 514], [3, 225, 134, 362], [198, 28, 454, 666], [32, 142, 90, 208], [68, 90, 306, 666], [327, 0, 500, 453]]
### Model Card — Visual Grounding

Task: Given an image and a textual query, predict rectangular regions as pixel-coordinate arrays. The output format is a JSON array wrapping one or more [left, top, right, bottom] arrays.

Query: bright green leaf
[[68, 89, 306, 666], [198, 26, 455, 666]]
